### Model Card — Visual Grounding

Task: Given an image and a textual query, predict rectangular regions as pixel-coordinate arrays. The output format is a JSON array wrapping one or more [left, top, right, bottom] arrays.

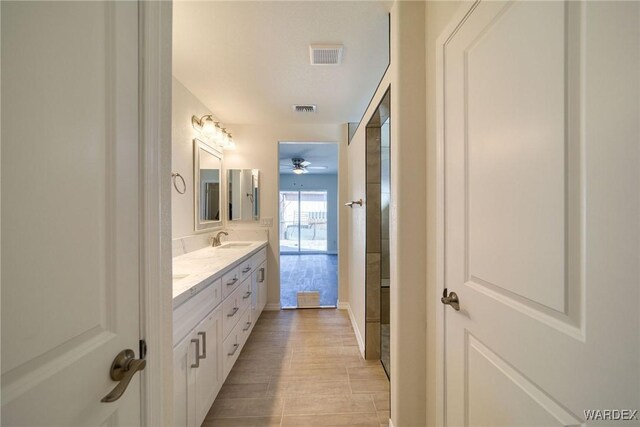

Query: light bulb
[[220, 129, 230, 147], [224, 134, 236, 150], [201, 116, 216, 139]]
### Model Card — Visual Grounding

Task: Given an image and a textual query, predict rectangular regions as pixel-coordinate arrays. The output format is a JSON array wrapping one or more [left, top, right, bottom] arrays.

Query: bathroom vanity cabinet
[[172, 242, 268, 427]]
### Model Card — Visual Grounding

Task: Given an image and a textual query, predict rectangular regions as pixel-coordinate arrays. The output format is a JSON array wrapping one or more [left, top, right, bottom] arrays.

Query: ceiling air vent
[[309, 44, 343, 65], [293, 104, 317, 113]]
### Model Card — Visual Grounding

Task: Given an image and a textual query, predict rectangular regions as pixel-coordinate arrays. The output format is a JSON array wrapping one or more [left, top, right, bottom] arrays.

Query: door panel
[[1, 2, 141, 425], [195, 307, 223, 427], [444, 1, 639, 426], [299, 191, 328, 253]]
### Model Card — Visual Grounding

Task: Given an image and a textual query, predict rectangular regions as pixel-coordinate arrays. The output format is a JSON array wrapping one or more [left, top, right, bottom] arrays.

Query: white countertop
[[172, 240, 268, 307]]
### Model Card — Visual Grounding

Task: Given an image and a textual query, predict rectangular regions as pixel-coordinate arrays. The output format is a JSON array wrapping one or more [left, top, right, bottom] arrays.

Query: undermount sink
[[172, 273, 189, 281], [217, 242, 252, 249]]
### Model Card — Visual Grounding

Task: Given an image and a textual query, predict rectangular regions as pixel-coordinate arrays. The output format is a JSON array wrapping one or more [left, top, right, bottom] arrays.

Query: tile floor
[[280, 254, 338, 308], [204, 309, 390, 427]]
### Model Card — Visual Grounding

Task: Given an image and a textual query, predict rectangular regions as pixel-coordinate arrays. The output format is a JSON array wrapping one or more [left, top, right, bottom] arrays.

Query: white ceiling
[[279, 143, 338, 175], [173, 1, 390, 125]]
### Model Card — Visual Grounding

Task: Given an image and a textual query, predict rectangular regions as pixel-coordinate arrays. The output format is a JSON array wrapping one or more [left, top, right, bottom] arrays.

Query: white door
[[2, 2, 143, 425], [443, 1, 639, 426]]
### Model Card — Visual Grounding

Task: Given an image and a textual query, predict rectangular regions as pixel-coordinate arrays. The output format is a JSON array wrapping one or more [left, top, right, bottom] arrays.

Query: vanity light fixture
[[192, 114, 235, 150]]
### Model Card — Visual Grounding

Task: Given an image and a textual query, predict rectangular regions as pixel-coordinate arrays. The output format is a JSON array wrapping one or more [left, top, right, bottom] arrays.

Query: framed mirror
[[194, 139, 223, 231], [227, 169, 260, 221]]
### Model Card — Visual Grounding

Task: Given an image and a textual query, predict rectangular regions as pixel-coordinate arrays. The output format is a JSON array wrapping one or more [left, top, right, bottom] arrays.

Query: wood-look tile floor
[[204, 309, 390, 427]]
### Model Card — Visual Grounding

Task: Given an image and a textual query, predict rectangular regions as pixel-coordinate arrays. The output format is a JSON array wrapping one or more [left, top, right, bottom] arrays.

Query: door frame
[[139, 1, 173, 425], [434, 2, 480, 426]]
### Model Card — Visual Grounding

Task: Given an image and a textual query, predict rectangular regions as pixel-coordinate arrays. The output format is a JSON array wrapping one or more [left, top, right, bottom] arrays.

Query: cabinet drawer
[[222, 305, 251, 379], [222, 277, 251, 339], [251, 247, 267, 266], [173, 278, 222, 346], [238, 258, 253, 282], [238, 304, 254, 341], [221, 266, 240, 299]]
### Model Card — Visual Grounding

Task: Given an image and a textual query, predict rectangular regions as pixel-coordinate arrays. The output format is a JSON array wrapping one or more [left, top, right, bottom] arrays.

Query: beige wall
[[172, 77, 222, 239], [390, 2, 427, 425], [223, 124, 348, 308]]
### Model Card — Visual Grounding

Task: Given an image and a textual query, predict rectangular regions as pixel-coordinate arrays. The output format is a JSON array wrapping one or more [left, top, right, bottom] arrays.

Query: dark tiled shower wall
[[365, 127, 382, 360]]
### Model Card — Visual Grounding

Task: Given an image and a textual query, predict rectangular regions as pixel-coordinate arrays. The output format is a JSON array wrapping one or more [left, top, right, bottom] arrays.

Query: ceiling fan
[[280, 158, 327, 174]]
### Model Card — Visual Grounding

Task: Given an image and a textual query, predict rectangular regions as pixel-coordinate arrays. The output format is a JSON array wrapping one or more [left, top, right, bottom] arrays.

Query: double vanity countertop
[[172, 240, 268, 307]]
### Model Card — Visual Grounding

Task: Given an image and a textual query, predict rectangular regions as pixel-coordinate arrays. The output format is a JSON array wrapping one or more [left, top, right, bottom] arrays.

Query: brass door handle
[[226, 278, 238, 286], [243, 291, 252, 299], [259, 268, 265, 283], [242, 266, 251, 273], [441, 288, 460, 311], [101, 349, 146, 403]]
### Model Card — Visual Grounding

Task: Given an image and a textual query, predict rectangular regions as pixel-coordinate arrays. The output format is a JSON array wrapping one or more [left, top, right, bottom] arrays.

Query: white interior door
[[443, 1, 639, 426], [2, 2, 143, 425]]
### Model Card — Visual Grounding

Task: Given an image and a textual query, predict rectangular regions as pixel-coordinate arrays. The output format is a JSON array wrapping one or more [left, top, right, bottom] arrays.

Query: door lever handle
[[441, 288, 460, 311], [101, 349, 146, 402]]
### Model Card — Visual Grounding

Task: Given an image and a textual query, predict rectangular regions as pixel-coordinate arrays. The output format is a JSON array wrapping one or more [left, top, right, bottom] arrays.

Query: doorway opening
[[278, 142, 339, 309]]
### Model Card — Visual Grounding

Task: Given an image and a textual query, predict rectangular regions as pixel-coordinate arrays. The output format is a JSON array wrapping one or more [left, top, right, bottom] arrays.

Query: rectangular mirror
[[227, 169, 259, 221], [194, 139, 222, 231]]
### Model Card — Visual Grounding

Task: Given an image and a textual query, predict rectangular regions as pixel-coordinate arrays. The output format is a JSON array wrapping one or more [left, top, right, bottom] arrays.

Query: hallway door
[[443, 1, 639, 426], [2, 2, 144, 425]]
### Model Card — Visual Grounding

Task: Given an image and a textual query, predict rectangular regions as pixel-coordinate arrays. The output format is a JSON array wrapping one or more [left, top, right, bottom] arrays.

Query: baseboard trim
[[339, 302, 365, 357], [264, 303, 281, 311]]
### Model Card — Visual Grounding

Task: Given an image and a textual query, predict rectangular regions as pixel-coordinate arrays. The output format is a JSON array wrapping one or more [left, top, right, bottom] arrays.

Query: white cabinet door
[[173, 333, 197, 427], [194, 307, 223, 427], [443, 2, 640, 425], [258, 262, 268, 312], [2, 2, 143, 425]]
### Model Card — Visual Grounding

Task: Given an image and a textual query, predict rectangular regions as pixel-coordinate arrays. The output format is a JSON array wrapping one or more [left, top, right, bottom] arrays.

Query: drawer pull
[[243, 291, 252, 299], [242, 321, 252, 332], [227, 343, 239, 356], [227, 307, 239, 317], [226, 277, 238, 286], [190, 339, 200, 368], [259, 268, 265, 283], [197, 331, 207, 359], [242, 266, 251, 273]]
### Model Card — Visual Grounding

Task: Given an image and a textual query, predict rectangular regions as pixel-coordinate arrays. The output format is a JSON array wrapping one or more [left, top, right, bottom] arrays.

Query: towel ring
[[172, 173, 186, 194]]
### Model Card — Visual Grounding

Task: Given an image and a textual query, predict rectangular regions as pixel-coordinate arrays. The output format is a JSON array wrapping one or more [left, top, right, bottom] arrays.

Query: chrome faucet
[[210, 231, 229, 247]]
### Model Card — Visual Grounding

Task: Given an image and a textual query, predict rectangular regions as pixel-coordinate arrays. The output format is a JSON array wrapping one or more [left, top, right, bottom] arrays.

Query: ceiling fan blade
[[300, 160, 311, 167], [307, 166, 327, 170], [302, 168, 309, 174]]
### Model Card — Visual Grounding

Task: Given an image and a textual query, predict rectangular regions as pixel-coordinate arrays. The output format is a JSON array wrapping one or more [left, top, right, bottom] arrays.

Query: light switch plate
[[260, 217, 273, 227]]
